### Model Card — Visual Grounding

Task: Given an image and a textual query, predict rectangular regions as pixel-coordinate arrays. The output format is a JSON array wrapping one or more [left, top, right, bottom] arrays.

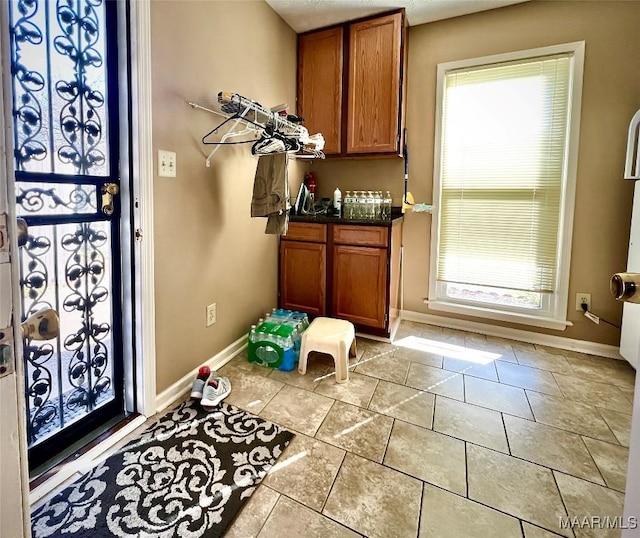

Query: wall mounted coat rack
[[189, 92, 325, 167]]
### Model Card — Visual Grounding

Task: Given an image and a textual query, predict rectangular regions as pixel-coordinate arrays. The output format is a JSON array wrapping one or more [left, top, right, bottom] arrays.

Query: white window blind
[[437, 54, 572, 294]]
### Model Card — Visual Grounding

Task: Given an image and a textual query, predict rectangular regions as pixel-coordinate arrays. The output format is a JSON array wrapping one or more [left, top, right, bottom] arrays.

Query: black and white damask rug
[[31, 401, 294, 537]]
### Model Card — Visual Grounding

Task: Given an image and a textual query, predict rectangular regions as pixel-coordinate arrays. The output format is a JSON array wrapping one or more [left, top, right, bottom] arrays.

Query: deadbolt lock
[[101, 183, 119, 216]]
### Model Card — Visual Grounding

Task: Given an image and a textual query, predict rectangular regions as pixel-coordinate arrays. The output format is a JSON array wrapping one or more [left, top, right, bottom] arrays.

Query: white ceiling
[[265, 0, 530, 33]]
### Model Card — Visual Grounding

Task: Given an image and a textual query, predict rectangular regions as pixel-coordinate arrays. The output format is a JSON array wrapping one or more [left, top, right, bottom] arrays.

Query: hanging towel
[[251, 153, 289, 235]]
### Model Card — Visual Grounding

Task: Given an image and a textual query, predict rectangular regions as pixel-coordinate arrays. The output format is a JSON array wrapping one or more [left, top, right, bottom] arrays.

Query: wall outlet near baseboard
[[575, 293, 591, 311], [206, 303, 216, 326]]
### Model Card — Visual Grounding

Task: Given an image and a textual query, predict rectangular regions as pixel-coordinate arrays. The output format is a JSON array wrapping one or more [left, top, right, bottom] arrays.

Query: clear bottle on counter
[[375, 191, 383, 219], [353, 191, 362, 219], [366, 191, 374, 219], [344, 190, 354, 219], [384, 191, 392, 219]]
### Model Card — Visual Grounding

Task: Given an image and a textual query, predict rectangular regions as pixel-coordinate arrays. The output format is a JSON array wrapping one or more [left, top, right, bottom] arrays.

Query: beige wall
[[313, 0, 640, 346], [150, 1, 305, 392]]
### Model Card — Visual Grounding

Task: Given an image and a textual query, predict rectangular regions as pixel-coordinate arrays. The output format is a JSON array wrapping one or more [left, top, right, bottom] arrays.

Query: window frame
[[428, 41, 585, 331]]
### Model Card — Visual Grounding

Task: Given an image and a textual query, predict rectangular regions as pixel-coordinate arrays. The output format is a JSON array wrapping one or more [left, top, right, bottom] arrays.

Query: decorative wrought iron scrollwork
[[54, 0, 106, 173], [20, 231, 59, 443], [16, 184, 96, 215], [10, 0, 47, 170], [62, 223, 111, 411], [10, 0, 108, 174]]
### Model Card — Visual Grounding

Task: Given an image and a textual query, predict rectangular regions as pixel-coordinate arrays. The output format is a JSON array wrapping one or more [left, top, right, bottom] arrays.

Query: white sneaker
[[190, 365, 211, 399], [201, 375, 232, 408]]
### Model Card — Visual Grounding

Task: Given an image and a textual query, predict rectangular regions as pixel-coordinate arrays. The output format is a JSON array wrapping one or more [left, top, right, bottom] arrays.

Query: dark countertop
[[290, 206, 404, 226]]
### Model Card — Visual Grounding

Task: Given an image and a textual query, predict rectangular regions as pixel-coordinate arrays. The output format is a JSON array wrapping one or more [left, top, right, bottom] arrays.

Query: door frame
[[0, 0, 156, 527]]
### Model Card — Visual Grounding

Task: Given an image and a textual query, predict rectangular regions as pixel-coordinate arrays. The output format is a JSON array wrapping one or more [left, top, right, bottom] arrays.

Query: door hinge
[[135, 228, 143, 241], [0, 326, 15, 377]]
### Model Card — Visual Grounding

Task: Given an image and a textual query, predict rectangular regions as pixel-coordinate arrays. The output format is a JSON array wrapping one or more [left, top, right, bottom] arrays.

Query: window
[[429, 43, 585, 330]]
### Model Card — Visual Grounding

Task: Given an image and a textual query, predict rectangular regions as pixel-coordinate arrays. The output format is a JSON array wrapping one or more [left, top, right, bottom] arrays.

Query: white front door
[[0, 4, 30, 531], [620, 181, 640, 368]]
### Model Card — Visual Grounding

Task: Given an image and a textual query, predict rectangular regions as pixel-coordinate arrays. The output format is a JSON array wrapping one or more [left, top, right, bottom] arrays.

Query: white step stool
[[298, 317, 357, 383]]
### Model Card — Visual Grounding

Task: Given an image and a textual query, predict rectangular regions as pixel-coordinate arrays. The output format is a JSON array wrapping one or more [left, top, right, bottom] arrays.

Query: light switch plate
[[158, 150, 177, 178]]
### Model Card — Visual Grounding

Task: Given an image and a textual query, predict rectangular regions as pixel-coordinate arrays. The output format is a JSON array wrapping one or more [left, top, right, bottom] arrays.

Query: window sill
[[424, 299, 573, 331]]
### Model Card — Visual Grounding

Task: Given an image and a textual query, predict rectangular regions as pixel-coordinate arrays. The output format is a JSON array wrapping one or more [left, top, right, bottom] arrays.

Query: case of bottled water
[[248, 309, 309, 371]]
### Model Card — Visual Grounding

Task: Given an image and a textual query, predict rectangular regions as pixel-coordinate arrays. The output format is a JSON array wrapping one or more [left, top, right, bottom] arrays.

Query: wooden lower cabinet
[[279, 220, 402, 336], [279, 239, 326, 316], [332, 245, 387, 329]]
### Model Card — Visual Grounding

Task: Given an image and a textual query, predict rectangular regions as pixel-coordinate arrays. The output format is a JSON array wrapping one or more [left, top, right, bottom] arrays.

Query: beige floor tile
[[433, 396, 508, 452], [464, 376, 534, 419], [353, 350, 408, 384], [442, 356, 499, 381], [618, 384, 635, 402], [223, 370, 284, 413], [437, 327, 468, 346], [393, 344, 443, 367], [225, 485, 280, 538], [465, 334, 519, 363], [597, 408, 632, 447], [315, 400, 394, 462], [269, 354, 332, 391], [513, 348, 575, 375], [554, 472, 625, 538], [262, 432, 346, 511], [323, 452, 422, 538], [467, 444, 570, 537], [368, 380, 434, 429], [259, 384, 334, 436], [522, 522, 566, 538], [496, 361, 563, 397], [405, 362, 465, 400], [258, 496, 359, 538], [526, 391, 619, 444], [419, 483, 522, 538], [314, 371, 378, 408], [503, 415, 604, 484], [356, 338, 397, 356], [553, 374, 633, 414], [582, 438, 629, 493], [565, 356, 636, 390], [384, 420, 467, 495]]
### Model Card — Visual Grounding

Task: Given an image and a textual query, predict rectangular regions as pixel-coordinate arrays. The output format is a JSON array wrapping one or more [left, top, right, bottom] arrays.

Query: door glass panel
[[16, 182, 98, 216], [20, 221, 115, 445], [11, 0, 109, 176]]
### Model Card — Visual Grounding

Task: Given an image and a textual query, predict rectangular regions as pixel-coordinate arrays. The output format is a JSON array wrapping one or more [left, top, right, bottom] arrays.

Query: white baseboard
[[401, 310, 623, 360], [155, 336, 247, 413]]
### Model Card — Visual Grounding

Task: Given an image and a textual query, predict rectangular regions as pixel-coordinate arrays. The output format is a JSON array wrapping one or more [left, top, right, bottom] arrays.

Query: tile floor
[[220, 321, 636, 538]]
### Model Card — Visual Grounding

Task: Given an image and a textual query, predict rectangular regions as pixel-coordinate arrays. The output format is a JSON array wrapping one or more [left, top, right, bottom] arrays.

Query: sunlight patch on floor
[[394, 335, 500, 365]]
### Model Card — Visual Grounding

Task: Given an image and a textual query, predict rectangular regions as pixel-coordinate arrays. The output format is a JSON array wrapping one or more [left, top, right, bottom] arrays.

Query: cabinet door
[[280, 240, 326, 316], [347, 12, 402, 154], [298, 27, 343, 155], [332, 245, 387, 328]]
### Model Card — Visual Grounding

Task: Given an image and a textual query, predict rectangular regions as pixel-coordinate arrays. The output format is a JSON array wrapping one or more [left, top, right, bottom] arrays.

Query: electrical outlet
[[158, 149, 177, 178], [575, 293, 591, 311], [206, 303, 216, 327]]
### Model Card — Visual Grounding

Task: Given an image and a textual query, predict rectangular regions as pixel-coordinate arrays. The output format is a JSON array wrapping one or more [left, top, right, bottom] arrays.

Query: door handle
[[22, 308, 60, 341], [101, 183, 119, 216]]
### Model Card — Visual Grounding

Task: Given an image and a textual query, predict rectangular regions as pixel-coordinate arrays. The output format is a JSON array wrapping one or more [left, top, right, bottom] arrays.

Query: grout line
[[416, 481, 425, 537], [501, 412, 512, 456], [464, 441, 469, 498], [252, 486, 282, 537], [381, 418, 395, 464], [578, 434, 610, 489], [319, 448, 347, 514], [550, 471, 577, 538]]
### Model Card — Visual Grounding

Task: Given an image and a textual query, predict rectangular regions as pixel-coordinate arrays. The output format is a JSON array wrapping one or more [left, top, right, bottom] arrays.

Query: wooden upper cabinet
[[297, 10, 405, 157], [347, 12, 403, 154], [297, 27, 343, 155]]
